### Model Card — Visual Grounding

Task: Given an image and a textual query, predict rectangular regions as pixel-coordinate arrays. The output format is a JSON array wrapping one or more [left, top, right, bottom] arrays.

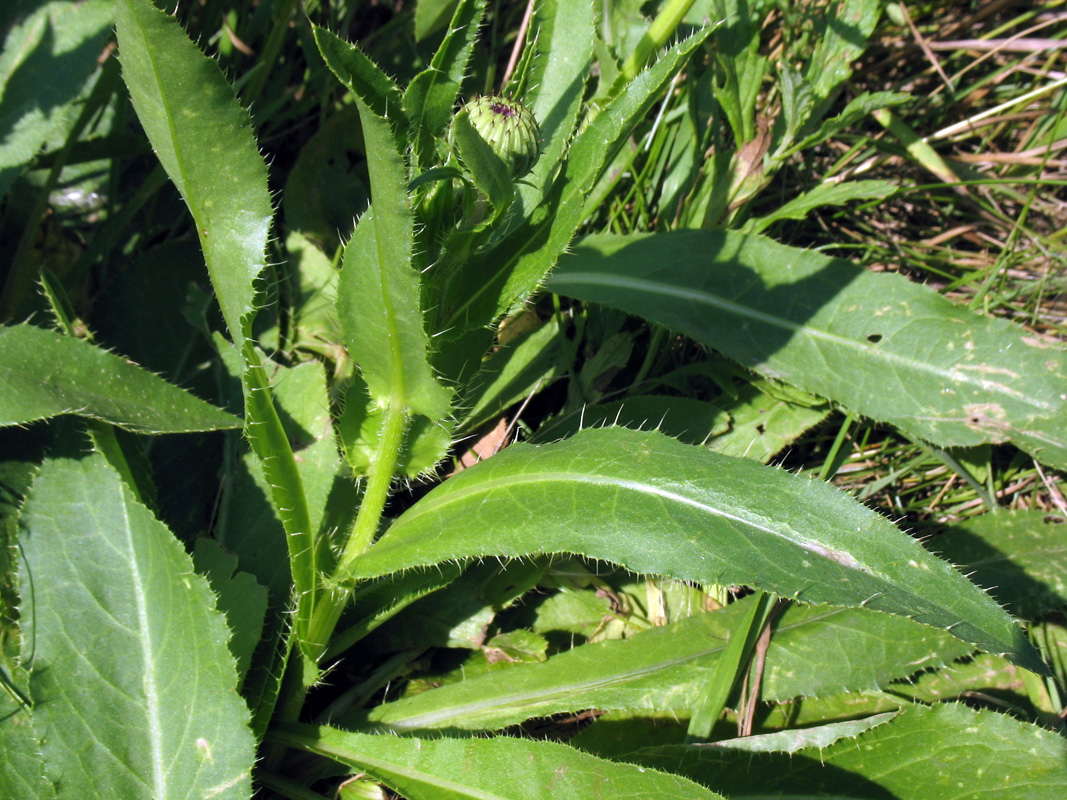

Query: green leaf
[[634, 703, 1067, 799], [805, 0, 882, 103], [192, 538, 268, 689], [115, 0, 271, 347], [0, 690, 55, 800], [706, 379, 831, 462], [458, 316, 568, 432], [712, 0, 766, 145], [403, 0, 486, 170], [312, 25, 407, 148], [117, 0, 315, 651], [533, 395, 731, 448], [0, 0, 114, 201], [0, 323, 241, 433], [338, 206, 452, 423], [352, 427, 1043, 673], [360, 598, 971, 733], [929, 510, 1067, 620], [273, 724, 726, 799], [18, 450, 253, 799], [782, 90, 910, 158], [547, 230, 1067, 469], [241, 343, 317, 653], [414, 0, 460, 41], [743, 178, 898, 234], [517, 0, 596, 204]]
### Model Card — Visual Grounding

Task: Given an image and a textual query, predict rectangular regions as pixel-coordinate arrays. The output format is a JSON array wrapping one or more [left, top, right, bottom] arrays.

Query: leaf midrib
[[555, 271, 1051, 414], [120, 486, 167, 800]]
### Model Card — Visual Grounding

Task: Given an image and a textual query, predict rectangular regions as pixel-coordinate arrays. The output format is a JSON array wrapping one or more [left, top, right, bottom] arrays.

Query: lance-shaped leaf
[[0, 323, 240, 433], [403, 0, 486, 170], [116, 0, 316, 653], [17, 450, 253, 799], [335, 116, 451, 422], [517, 0, 596, 204], [313, 25, 407, 147], [547, 231, 1067, 469], [273, 724, 725, 799], [115, 0, 270, 347], [633, 703, 1067, 799], [313, 24, 455, 419], [352, 427, 1044, 673], [358, 599, 972, 734]]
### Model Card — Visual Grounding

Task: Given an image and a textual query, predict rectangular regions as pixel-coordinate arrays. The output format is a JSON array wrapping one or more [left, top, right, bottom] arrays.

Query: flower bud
[[461, 94, 540, 179]]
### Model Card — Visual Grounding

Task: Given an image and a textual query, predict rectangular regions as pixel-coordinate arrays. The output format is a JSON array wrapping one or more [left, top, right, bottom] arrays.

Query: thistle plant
[[2, 1, 1065, 799]]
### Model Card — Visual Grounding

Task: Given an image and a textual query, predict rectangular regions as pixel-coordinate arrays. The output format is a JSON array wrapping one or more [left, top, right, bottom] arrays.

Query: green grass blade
[[351, 427, 1044, 673], [0, 323, 241, 433], [686, 591, 776, 741], [18, 450, 253, 799], [548, 230, 1067, 469], [115, 0, 270, 348], [272, 723, 726, 799]]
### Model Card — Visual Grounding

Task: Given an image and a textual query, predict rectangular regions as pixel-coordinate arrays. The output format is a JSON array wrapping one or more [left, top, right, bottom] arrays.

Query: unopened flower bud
[[461, 94, 540, 178]]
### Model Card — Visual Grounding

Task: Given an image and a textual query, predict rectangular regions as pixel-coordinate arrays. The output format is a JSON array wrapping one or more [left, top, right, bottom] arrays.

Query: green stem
[[620, 0, 697, 83], [301, 401, 408, 664], [336, 401, 408, 578]]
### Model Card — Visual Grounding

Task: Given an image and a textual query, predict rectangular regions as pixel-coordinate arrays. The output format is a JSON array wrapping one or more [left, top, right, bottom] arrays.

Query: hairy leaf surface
[[634, 703, 1067, 799], [353, 427, 1042, 672], [116, 0, 270, 346], [0, 323, 240, 433], [362, 599, 971, 733], [275, 724, 725, 799], [18, 451, 253, 799]]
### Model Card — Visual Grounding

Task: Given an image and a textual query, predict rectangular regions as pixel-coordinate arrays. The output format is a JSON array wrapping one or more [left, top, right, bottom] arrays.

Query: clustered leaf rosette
[[460, 94, 541, 179]]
